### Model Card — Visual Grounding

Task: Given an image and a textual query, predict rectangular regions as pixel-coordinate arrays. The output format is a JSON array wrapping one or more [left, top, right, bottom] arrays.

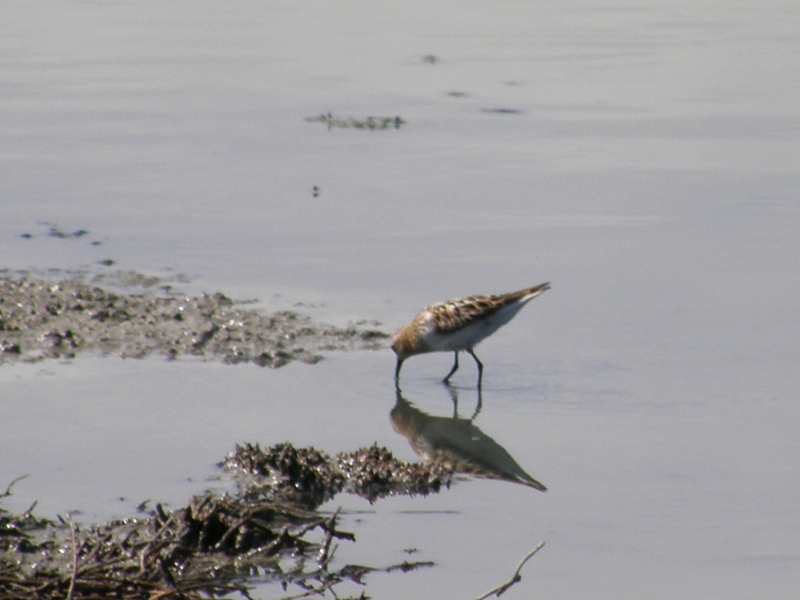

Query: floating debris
[[16, 222, 106, 246], [306, 112, 405, 130], [480, 107, 524, 114], [48, 226, 89, 239]]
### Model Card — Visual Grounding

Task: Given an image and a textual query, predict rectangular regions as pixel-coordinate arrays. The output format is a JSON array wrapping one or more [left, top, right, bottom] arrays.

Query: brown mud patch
[[0, 275, 388, 367], [0, 443, 451, 599]]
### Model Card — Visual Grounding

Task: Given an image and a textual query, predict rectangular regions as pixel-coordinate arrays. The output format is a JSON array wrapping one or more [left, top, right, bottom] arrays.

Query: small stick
[[1, 474, 29, 498], [66, 516, 79, 600], [474, 541, 545, 600]]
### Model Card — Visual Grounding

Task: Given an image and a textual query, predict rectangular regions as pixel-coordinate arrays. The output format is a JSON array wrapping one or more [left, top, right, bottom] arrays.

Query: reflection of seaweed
[[306, 112, 405, 130], [0, 443, 444, 600]]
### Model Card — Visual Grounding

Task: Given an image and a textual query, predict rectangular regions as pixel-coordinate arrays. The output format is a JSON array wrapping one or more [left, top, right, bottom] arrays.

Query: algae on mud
[[0, 275, 388, 366]]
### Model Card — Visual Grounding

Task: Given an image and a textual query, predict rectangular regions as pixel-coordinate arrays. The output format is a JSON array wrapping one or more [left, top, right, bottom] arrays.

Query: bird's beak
[[394, 357, 404, 383]]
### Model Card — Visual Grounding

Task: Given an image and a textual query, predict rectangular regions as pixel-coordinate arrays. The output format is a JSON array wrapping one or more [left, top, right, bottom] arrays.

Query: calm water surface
[[2, 1, 799, 598]]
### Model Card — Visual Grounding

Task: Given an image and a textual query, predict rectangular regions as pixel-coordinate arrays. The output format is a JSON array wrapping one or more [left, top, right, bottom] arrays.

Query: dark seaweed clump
[[224, 443, 346, 509], [0, 442, 450, 599], [338, 444, 452, 503], [224, 442, 454, 507]]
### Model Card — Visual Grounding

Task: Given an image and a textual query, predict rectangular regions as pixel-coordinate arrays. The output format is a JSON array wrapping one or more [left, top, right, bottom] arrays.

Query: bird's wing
[[426, 284, 549, 334], [426, 295, 505, 334]]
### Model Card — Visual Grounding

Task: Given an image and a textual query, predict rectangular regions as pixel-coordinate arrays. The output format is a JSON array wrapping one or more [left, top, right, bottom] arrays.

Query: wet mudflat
[[0, 275, 386, 367]]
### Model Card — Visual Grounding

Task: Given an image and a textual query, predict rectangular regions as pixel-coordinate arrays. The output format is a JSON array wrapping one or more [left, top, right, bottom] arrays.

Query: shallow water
[[2, 0, 799, 598]]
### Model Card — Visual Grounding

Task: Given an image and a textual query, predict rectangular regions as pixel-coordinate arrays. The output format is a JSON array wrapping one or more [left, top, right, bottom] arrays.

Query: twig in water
[[1, 474, 29, 498], [22, 500, 39, 519], [66, 515, 79, 600], [473, 541, 545, 600]]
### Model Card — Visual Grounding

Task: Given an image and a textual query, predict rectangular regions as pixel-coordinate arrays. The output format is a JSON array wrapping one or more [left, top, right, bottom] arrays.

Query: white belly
[[422, 302, 526, 352]]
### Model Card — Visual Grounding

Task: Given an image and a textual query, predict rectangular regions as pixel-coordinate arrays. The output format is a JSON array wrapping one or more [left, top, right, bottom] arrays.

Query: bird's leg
[[466, 349, 484, 389], [394, 358, 404, 386], [443, 351, 460, 384]]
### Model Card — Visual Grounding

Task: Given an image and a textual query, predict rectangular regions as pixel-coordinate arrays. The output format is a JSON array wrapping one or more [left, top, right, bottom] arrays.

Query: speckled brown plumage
[[392, 283, 550, 386]]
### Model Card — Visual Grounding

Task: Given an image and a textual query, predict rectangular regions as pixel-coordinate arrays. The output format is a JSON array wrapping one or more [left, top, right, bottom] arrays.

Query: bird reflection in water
[[390, 388, 547, 491]]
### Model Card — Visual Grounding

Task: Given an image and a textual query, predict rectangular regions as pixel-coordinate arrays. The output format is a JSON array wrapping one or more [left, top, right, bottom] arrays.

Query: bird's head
[[391, 327, 416, 360]]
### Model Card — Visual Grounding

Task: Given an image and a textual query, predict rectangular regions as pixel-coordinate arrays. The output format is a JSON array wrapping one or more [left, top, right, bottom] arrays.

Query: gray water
[[2, 1, 799, 598]]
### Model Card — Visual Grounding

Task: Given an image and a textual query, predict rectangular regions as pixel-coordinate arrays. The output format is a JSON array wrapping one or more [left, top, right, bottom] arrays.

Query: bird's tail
[[508, 282, 550, 304]]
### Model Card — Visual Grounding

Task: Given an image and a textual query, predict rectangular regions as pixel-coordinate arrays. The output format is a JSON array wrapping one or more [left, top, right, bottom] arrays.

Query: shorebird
[[392, 283, 550, 387]]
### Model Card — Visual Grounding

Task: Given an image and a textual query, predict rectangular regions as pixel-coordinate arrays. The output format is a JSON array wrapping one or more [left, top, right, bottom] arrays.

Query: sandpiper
[[392, 283, 550, 387]]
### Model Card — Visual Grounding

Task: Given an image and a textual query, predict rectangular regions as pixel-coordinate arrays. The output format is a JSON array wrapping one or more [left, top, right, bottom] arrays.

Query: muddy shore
[[0, 274, 388, 367], [0, 274, 458, 598]]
